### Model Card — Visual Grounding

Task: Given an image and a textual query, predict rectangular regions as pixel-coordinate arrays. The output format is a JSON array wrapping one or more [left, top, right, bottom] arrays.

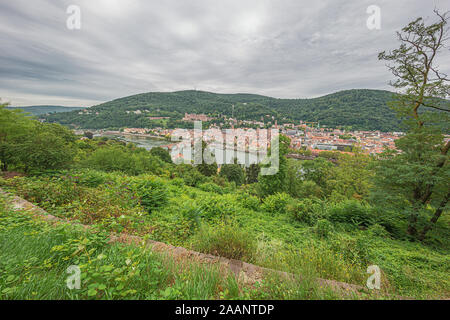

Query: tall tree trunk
[[407, 215, 418, 237], [419, 192, 449, 240], [421, 140, 449, 205]]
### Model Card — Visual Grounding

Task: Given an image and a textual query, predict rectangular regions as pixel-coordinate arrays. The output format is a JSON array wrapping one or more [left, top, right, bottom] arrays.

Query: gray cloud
[[1, 0, 449, 106]]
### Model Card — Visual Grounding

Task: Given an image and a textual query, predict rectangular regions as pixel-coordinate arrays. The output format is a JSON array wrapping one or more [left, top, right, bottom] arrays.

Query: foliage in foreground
[[0, 197, 345, 300], [1, 171, 448, 299]]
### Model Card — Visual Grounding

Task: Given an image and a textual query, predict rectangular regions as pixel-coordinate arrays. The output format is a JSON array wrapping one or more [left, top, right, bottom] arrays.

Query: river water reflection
[[98, 134, 265, 167]]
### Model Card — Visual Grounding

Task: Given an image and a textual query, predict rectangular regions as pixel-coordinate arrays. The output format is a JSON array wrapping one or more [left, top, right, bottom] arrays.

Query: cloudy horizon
[[1, 0, 450, 107]]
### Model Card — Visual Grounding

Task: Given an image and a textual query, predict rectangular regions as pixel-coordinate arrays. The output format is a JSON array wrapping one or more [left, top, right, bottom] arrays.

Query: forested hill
[[6, 105, 84, 116], [44, 89, 403, 131]]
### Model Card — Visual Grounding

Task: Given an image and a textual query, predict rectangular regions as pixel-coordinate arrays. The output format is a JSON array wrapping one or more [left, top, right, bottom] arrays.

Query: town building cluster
[[281, 123, 403, 155], [111, 114, 408, 155]]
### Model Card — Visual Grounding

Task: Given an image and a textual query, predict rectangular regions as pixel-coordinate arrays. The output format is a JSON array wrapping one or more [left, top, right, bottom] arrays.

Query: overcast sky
[[1, 0, 450, 107]]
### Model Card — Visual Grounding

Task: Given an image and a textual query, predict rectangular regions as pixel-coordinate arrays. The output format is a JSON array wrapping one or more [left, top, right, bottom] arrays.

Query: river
[[97, 133, 265, 167]]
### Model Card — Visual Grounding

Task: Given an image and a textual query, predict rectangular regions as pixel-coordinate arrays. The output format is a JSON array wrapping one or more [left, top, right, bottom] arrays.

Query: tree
[[13, 122, 78, 173], [0, 104, 78, 173], [329, 151, 374, 201], [302, 157, 334, 186], [377, 10, 450, 239], [245, 163, 260, 184], [219, 162, 244, 186], [257, 134, 290, 197], [83, 131, 94, 139], [84, 145, 164, 176], [286, 159, 305, 198], [150, 146, 173, 164], [0, 103, 32, 171], [195, 141, 217, 176]]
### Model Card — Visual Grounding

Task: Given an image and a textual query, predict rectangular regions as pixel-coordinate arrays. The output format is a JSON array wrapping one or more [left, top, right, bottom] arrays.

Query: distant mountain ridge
[[44, 89, 403, 131], [7, 105, 84, 116]]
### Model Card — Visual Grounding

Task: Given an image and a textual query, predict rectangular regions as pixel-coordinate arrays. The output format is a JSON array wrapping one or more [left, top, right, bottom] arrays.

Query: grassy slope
[[0, 193, 353, 300], [1, 172, 448, 299]]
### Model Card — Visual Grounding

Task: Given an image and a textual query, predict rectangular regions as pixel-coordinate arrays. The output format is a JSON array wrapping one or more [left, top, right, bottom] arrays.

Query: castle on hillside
[[182, 113, 213, 122]]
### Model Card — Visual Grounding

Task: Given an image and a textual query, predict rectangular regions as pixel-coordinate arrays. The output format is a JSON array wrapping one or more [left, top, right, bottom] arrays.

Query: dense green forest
[[6, 106, 84, 116], [44, 89, 404, 131]]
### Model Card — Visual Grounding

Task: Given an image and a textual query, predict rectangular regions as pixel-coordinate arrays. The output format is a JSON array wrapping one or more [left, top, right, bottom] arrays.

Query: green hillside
[[7, 105, 84, 116], [44, 89, 402, 131]]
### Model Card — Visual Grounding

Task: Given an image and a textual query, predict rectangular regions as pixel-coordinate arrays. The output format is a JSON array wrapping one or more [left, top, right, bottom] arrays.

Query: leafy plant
[[261, 192, 292, 215], [288, 198, 323, 225], [314, 219, 333, 238], [129, 176, 168, 214], [190, 222, 257, 261]]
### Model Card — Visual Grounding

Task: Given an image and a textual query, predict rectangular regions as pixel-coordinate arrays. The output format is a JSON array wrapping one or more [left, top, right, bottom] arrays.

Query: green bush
[[182, 168, 208, 187], [150, 146, 173, 163], [8, 176, 84, 210], [236, 193, 260, 211], [314, 219, 333, 238], [367, 224, 390, 238], [83, 146, 164, 176], [0, 176, 8, 187], [169, 178, 185, 187], [287, 198, 323, 225], [329, 234, 372, 266], [369, 207, 406, 239], [198, 182, 224, 194], [129, 176, 168, 214], [69, 188, 143, 226], [261, 192, 292, 214], [190, 222, 257, 261], [327, 199, 375, 227], [180, 204, 203, 229], [239, 183, 259, 197], [296, 180, 323, 199], [197, 194, 237, 220], [219, 164, 244, 186], [64, 169, 113, 188]]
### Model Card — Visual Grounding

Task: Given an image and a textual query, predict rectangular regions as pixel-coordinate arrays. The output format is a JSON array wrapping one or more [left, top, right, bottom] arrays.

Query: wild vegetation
[[0, 12, 449, 300]]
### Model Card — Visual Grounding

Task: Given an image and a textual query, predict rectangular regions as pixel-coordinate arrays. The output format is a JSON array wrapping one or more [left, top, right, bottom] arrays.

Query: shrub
[[196, 162, 218, 177], [182, 168, 208, 187], [150, 146, 173, 163], [314, 219, 333, 238], [369, 206, 405, 239], [64, 169, 112, 188], [261, 192, 292, 214], [367, 224, 390, 238], [237, 193, 261, 211], [8, 176, 83, 210], [198, 182, 224, 194], [219, 164, 244, 186], [197, 194, 237, 220], [296, 180, 323, 199], [129, 176, 168, 214], [181, 204, 203, 228], [83, 146, 164, 176], [239, 183, 259, 197], [0, 176, 8, 187], [190, 222, 257, 261], [287, 198, 323, 225], [211, 175, 228, 187], [69, 188, 142, 226], [329, 234, 372, 266], [327, 199, 375, 227]]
